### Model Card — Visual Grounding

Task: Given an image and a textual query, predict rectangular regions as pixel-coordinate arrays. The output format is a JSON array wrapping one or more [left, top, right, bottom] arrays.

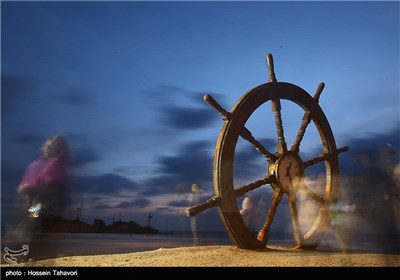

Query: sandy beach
[[2, 245, 399, 267]]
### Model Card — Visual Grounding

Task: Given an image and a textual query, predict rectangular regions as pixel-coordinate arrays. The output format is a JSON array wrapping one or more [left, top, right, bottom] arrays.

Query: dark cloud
[[140, 136, 279, 196], [1, 74, 35, 116], [72, 173, 139, 194], [1, 164, 24, 187], [161, 106, 216, 130], [146, 84, 228, 130], [345, 125, 400, 156], [140, 140, 214, 196], [115, 198, 150, 209], [61, 88, 94, 107], [157, 87, 233, 131], [140, 174, 188, 196], [337, 124, 400, 175], [143, 84, 194, 104], [146, 84, 203, 99], [159, 140, 213, 177], [1, 73, 93, 121], [155, 84, 227, 107], [115, 201, 137, 208], [92, 204, 112, 210], [132, 197, 151, 207], [234, 137, 277, 181], [11, 132, 44, 147], [70, 148, 99, 167]]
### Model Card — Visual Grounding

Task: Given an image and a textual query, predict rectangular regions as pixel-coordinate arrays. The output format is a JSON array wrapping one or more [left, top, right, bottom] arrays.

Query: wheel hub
[[273, 151, 304, 194]]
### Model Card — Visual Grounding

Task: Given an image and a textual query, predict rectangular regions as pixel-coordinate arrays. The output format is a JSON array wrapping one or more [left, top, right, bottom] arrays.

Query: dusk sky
[[1, 1, 399, 232]]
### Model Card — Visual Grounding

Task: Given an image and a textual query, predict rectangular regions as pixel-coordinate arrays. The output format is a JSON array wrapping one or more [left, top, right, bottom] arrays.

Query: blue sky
[[1, 1, 399, 232]]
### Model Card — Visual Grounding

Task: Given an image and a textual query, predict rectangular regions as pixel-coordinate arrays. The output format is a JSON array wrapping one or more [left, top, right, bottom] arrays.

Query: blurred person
[[253, 196, 267, 230], [393, 162, 400, 187], [13, 135, 72, 262], [379, 145, 400, 235], [240, 195, 255, 232], [187, 183, 203, 246], [393, 161, 400, 232], [355, 150, 399, 254], [379, 145, 397, 200]]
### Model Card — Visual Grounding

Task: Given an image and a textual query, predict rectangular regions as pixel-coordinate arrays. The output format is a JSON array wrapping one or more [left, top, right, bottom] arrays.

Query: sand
[[2, 245, 399, 267]]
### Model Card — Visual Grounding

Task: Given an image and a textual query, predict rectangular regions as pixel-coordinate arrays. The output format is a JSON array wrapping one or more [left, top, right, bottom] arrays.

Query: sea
[[52, 231, 235, 256], [0, 230, 295, 263]]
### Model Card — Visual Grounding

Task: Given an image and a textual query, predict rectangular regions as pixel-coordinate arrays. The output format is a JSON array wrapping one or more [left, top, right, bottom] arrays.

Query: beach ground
[[2, 245, 399, 267]]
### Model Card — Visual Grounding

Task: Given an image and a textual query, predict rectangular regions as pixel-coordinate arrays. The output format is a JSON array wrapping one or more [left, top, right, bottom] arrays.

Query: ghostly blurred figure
[[13, 135, 71, 261], [379, 145, 400, 238], [188, 183, 203, 246], [393, 162, 400, 232], [355, 149, 399, 253], [240, 195, 255, 232]]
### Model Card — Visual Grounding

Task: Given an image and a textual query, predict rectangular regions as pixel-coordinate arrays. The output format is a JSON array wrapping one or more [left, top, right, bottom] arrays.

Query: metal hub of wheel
[[274, 151, 304, 194], [186, 53, 348, 249]]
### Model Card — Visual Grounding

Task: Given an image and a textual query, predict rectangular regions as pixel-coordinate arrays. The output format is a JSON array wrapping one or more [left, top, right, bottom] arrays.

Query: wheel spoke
[[186, 175, 275, 218], [234, 175, 275, 198], [185, 196, 221, 218], [287, 193, 303, 247], [312, 82, 325, 102], [271, 98, 287, 153], [257, 189, 283, 246], [266, 53, 277, 83], [303, 146, 349, 168], [303, 153, 330, 168], [290, 112, 313, 154], [291, 83, 325, 154], [203, 94, 232, 121], [240, 127, 277, 162], [301, 183, 325, 207]]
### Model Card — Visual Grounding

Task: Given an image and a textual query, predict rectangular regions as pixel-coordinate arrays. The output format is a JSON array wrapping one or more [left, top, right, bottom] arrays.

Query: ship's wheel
[[186, 53, 348, 249]]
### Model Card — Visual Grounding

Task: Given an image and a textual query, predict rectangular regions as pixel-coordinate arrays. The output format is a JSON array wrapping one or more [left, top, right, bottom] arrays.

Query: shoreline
[[2, 245, 399, 267]]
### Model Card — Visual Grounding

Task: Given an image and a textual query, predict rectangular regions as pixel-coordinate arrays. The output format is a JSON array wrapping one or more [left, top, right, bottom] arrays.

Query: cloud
[[11, 132, 45, 147], [2, 72, 94, 113], [234, 137, 277, 181], [61, 88, 94, 107], [344, 124, 400, 155], [72, 173, 139, 194], [92, 204, 112, 210], [159, 140, 213, 176], [167, 199, 188, 207], [70, 147, 100, 167], [146, 84, 226, 131], [336, 124, 400, 176], [115, 201, 138, 208], [117, 198, 151, 208], [77, 193, 148, 212], [133, 197, 152, 207], [144, 84, 211, 104], [0, 164, 24, 187], [1, 74, 36, 116], [140, 140, 214, 196], [109, 198, 151, 209], [161, 106, 216, 130]]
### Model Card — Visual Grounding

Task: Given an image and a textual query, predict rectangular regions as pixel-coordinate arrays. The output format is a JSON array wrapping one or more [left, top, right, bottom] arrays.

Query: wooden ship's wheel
[[186, 54, 348, 249]]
